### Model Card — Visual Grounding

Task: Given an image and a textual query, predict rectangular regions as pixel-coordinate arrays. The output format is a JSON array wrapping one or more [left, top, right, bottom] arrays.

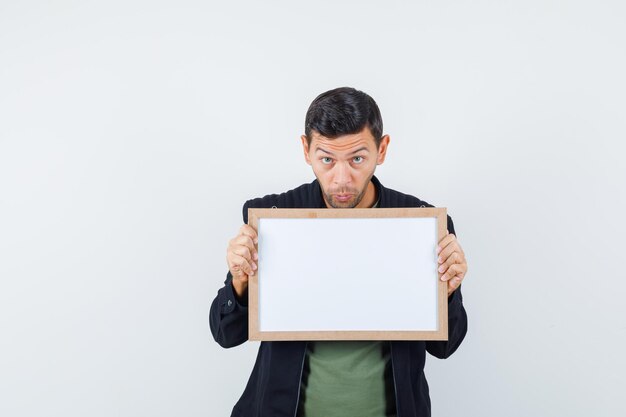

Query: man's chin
[[329, 196, 358, 208]]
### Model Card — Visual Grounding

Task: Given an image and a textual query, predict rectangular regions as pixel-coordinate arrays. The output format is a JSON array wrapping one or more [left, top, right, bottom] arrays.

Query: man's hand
[[226, 224, 258, 299], [437, 232, 468, 296]]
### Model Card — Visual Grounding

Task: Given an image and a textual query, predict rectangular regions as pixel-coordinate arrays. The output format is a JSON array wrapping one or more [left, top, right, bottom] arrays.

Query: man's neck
[[360, 180, 378, 208]]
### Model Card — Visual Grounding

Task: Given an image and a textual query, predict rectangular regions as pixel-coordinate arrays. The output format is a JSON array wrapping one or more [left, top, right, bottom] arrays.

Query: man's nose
[[333, 162, 351, 186]]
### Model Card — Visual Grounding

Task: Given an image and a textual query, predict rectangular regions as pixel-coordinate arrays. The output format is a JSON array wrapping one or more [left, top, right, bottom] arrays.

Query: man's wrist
[[232, 279, 248, 302]]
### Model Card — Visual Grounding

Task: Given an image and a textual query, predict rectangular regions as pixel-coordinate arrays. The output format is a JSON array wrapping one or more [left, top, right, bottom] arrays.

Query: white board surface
[[257, 216, 439, 332]]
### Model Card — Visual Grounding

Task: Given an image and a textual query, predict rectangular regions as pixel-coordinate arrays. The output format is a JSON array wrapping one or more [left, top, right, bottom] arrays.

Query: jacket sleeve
[[425, 214, 468, 359], [209, 271, 249, 348], [208, 201, 251, 348]]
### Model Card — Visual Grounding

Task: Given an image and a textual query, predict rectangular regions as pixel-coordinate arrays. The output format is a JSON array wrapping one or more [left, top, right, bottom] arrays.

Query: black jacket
[[209, 175, 468, 417]]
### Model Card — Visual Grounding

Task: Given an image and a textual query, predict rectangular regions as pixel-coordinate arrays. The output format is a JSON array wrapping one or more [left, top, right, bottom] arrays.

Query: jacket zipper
[[389, 343, 400, 417], [293, 341, 308, 417]]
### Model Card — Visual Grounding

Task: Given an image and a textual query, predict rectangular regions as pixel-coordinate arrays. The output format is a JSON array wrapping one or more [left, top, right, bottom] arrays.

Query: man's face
[[301, 127, 390, 208]]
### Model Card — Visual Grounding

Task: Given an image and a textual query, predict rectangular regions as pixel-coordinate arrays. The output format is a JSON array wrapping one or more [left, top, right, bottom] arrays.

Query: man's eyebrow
[[314, 146, 370, 155], [347, 147, 370, 154], [314, 147, 334, 155]]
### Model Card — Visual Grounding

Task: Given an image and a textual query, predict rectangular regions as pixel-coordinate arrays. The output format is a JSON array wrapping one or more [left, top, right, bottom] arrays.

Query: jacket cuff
[[221, 271, 248, 314]]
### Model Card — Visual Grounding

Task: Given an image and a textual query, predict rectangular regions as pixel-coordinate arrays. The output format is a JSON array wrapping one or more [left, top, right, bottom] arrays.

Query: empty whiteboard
[[247, 207, 448, 340]]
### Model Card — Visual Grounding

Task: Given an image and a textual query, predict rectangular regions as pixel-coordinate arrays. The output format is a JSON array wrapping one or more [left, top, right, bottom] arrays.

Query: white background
[[1, 1, 625, 416]]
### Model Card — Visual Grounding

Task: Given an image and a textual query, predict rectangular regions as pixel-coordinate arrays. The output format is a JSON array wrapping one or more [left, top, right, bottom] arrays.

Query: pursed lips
[[334, 194, 354, 200]]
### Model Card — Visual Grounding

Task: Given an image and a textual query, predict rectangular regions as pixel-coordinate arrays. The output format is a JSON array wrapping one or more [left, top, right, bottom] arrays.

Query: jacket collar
[[311, 174, 385, 209]]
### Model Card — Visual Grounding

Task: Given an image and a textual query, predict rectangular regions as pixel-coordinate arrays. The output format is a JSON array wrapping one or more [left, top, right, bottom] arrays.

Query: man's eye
[[353, 156, 364, 164], [321, 157, 333, 164]]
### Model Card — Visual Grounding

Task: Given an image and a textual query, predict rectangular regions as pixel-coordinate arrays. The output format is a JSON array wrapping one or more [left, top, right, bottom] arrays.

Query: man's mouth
[[333, 194, 354, 202]]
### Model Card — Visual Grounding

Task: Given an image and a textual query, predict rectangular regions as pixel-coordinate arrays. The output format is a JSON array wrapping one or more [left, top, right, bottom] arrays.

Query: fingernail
[[252, 263, 257, 270], [436, 247, 441, 254], [440, 275, 446, 281], [438, 256, 443, 263], [438, 265, 445, 273], [253, 252, 258, 260]]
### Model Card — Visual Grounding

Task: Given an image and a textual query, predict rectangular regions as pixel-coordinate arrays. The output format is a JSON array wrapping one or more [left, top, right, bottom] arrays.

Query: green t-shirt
[[299, 341, 394, 417]]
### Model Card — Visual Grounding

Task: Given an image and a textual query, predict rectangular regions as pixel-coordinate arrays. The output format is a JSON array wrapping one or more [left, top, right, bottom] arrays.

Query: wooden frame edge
[[248, 207, 449, 341], [247, 210, 260, 341]]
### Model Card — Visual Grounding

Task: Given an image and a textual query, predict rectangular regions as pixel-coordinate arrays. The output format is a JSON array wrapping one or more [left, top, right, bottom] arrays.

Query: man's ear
[[376, 135, 390, 165], [301, 135, 312, 165]]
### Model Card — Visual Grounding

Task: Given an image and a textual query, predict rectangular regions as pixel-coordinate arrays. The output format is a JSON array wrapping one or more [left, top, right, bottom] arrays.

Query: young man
[[210, 87, 468, 417]]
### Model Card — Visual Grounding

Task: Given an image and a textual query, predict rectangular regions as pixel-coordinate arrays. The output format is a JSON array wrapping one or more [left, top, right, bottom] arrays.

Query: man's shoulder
[[374, 177, 434, 209], [379, 180, 456, 235], [240, 179, 322, 222]]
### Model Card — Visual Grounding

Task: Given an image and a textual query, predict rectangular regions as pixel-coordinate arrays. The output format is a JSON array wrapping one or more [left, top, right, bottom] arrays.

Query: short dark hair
[[304, 87, 383, 148]]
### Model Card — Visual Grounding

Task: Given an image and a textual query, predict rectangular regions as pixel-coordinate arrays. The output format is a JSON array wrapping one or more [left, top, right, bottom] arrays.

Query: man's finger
[[232, 245, 253, 261], [438, 251, 461, 274], [448, 276, 462, 295], [440, 263, 461, 282], [438, 242, 462, 265], [239, 224, 258, 244], [231, 235, 257, 255], [436, 233, 456, 255], [230, 254, 257, 277]]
